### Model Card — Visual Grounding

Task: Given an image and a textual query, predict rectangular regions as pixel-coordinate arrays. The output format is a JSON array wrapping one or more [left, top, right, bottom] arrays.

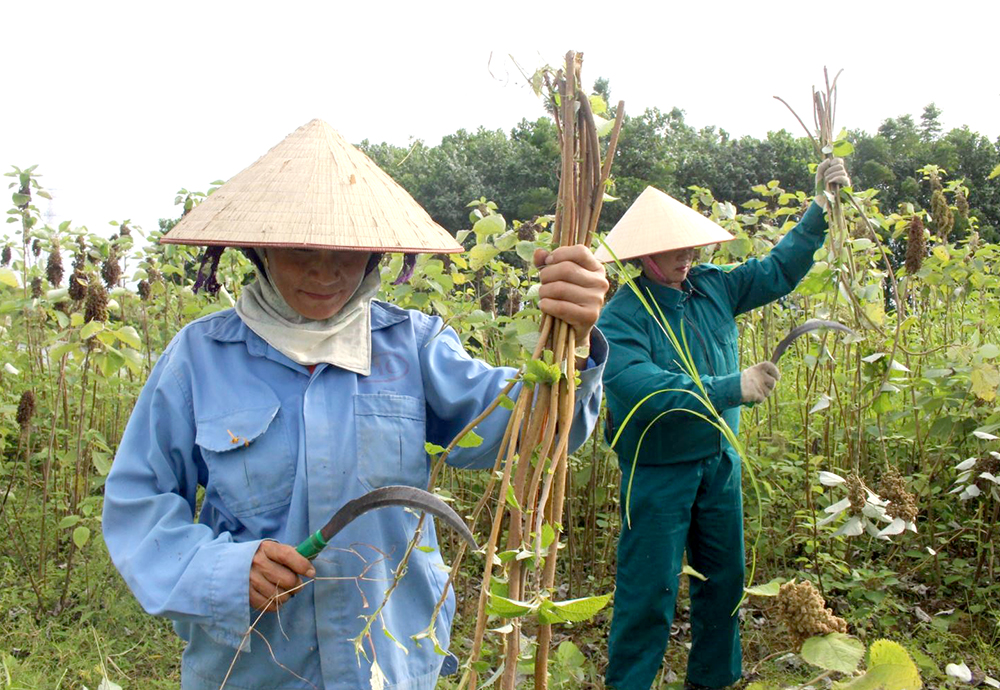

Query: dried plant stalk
[[451, 50, 623, 690]]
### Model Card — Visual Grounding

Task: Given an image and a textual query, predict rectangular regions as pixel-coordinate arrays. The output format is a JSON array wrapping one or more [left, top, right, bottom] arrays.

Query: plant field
[[2, 103, 1000, 689]]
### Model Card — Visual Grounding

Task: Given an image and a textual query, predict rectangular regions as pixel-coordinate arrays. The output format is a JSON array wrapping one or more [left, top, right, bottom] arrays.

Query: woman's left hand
[[534, 245, 609, 345]]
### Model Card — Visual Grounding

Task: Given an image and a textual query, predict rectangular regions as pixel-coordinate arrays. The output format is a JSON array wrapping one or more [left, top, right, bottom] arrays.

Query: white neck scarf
[[234, 254, 379, 374]]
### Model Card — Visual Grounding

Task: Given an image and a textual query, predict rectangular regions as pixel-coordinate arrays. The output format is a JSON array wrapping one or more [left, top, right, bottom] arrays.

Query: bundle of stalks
[[414, 51, 623, 690]]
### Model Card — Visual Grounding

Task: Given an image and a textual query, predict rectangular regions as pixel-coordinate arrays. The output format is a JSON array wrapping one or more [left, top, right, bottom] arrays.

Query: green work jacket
[[598, 201, 828, 467]]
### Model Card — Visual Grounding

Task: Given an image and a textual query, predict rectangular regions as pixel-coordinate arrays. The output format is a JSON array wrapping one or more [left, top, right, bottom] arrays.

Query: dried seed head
[[137, 279, 151, 301], [930, 188, 953, 244], [118, 223, 131, 237], [16, 390, 36, 429], [76, 235, 87, 253], [31, 239, 41, 257], [905, 216, 926, 275], [967, 231, 980, 252], [480, 290, 495, 314], [955, 191, 969, 223], [1, 245, 10, 266], [147, 265, 162, 284], [101, 248, 121, 288], [85, 277, 109, 323], [775, 580, 848, 650], [518, 221, 538, 242], [68, 268, 88, 302], [506, 288, 522, 316], [31, 277, 42, 299], [46, 243, 64, 287], [878, 466, 918, 524], [846, 473, 866, 516], [441, 254, 452, 272]]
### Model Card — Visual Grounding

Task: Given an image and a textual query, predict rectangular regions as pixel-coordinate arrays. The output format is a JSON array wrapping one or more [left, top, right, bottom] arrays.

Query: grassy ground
[[2, 550, 997, 688]]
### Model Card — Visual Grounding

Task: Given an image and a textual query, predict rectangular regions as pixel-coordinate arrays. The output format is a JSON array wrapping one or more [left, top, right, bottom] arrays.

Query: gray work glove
[[741, 361, 780, 404], [815, 157, 851, 210]]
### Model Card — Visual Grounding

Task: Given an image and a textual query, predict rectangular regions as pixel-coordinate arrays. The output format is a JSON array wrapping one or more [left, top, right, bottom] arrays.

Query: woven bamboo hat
[[161, 119, 462, 254], [594, 186, 734, 262]]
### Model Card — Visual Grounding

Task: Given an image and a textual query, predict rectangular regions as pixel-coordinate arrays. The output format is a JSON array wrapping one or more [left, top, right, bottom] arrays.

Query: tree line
[[359, 85, 1000, 245]]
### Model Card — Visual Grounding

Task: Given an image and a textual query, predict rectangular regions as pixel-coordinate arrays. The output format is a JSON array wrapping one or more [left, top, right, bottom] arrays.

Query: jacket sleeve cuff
[[709, 372, 744, 412], [801, 201, 828, 236], [202, 539, 262, 651]]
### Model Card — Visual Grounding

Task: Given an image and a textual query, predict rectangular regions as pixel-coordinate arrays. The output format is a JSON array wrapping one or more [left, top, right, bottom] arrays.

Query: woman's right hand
[[250, 541, 316, 612]]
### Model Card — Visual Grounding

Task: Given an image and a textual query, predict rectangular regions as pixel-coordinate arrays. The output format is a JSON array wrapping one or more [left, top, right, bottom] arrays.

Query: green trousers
[[606, 449, 745, 690]]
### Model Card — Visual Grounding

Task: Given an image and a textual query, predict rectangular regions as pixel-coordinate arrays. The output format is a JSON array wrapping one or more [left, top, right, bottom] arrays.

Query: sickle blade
[[770, 319, 856, 364], [296, 485, 478, 560]]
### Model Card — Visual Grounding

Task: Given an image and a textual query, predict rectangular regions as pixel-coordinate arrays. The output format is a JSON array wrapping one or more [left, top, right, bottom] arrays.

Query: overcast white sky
[[2, 0, 997, 240]]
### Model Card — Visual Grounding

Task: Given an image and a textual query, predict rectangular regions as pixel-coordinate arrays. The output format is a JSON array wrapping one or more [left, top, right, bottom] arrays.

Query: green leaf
[[457, 430, 483, 448], [72, 525, 91, 549], [493, 230, 518, 252], [800, 633, 865, 674], [0, 267, 19, 288], [681, 564, 708, 581], [594, 115, 614, 138], [524, 358, 562, 387], [92, 452, 112, 476], [468, 244, 501, 272], [497, 394, 515, 411], [424, 442, 447, 456], [505, 484, 521, 512], [832, 140, 855, 157], [113, 326, 142, 349], [472, 214, 505, 241], [486, 592, 534, 618], [48, 341, 78, 360], [978, 343, 1000, 360], [537, 593, 611, 623], [81, 320, 104, 339], [12, 193, 30, 206], [989, 163, 1000, 180], [119, 347, 143, 375], [540, 523, 556, 550], [744, 577, 784, 597], [515, 241, 538, 264], [58, 515, 81, 529], [556, 640, 586, 668], [839, 639, 922, 690]]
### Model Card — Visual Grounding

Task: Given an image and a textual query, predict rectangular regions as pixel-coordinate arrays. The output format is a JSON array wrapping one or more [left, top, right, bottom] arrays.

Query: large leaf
[[744, 577, 784, 597], [113, 326, 142, 349], [72, 525, 91, 549], [468, 244, 501, 272], [536, 593, 611, 624], [472, 214, 505, 241], [801, 632, 864, 674], [486, 592, 534, 618], [839, 639, 922, 690]]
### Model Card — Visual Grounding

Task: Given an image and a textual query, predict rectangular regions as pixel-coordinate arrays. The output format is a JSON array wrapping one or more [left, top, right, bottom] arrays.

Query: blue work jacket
[[103, 302, 606, 690]]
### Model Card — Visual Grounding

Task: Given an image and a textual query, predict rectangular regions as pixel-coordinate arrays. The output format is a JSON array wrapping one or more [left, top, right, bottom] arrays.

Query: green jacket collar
[[637, 274, 705, 309]]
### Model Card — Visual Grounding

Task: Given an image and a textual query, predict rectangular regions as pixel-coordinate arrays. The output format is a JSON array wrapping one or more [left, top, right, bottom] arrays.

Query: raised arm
[[723, 158, 850, 315]]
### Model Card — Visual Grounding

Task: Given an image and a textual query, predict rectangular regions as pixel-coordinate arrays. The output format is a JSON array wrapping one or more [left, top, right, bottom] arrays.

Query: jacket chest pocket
[[195, 400, 295, 518], [354, 393, 428, 491]]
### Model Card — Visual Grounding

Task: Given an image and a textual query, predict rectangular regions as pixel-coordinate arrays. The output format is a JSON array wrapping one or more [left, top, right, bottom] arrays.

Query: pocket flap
[[196, 401, 281, 453], [354, 393, 425, 421]]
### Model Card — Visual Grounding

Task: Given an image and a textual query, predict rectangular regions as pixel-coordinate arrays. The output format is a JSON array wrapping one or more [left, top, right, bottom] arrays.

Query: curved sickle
[[295, 485, 478, 560], [770, 319, 856, 364]]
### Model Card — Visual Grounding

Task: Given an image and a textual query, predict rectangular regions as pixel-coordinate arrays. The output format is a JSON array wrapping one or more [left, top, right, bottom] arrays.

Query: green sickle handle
[[295, 530, 328, 560]]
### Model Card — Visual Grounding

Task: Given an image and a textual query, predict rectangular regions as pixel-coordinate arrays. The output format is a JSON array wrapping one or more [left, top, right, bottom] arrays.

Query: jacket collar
[[637, 274, 705, 308]]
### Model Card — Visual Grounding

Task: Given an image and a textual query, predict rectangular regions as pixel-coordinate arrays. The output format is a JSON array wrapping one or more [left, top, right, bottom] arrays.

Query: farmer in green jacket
[[596, 159, 850, 690]]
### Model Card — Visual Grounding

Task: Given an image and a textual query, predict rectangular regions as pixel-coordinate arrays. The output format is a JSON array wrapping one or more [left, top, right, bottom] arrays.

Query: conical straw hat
[[161, 119, 463, 254], [594, 186, 734, 263]]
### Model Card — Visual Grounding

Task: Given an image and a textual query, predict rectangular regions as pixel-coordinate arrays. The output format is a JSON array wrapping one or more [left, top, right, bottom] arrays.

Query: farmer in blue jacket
[[103, 119, 610, 689], [595, 159, 849, 690]]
